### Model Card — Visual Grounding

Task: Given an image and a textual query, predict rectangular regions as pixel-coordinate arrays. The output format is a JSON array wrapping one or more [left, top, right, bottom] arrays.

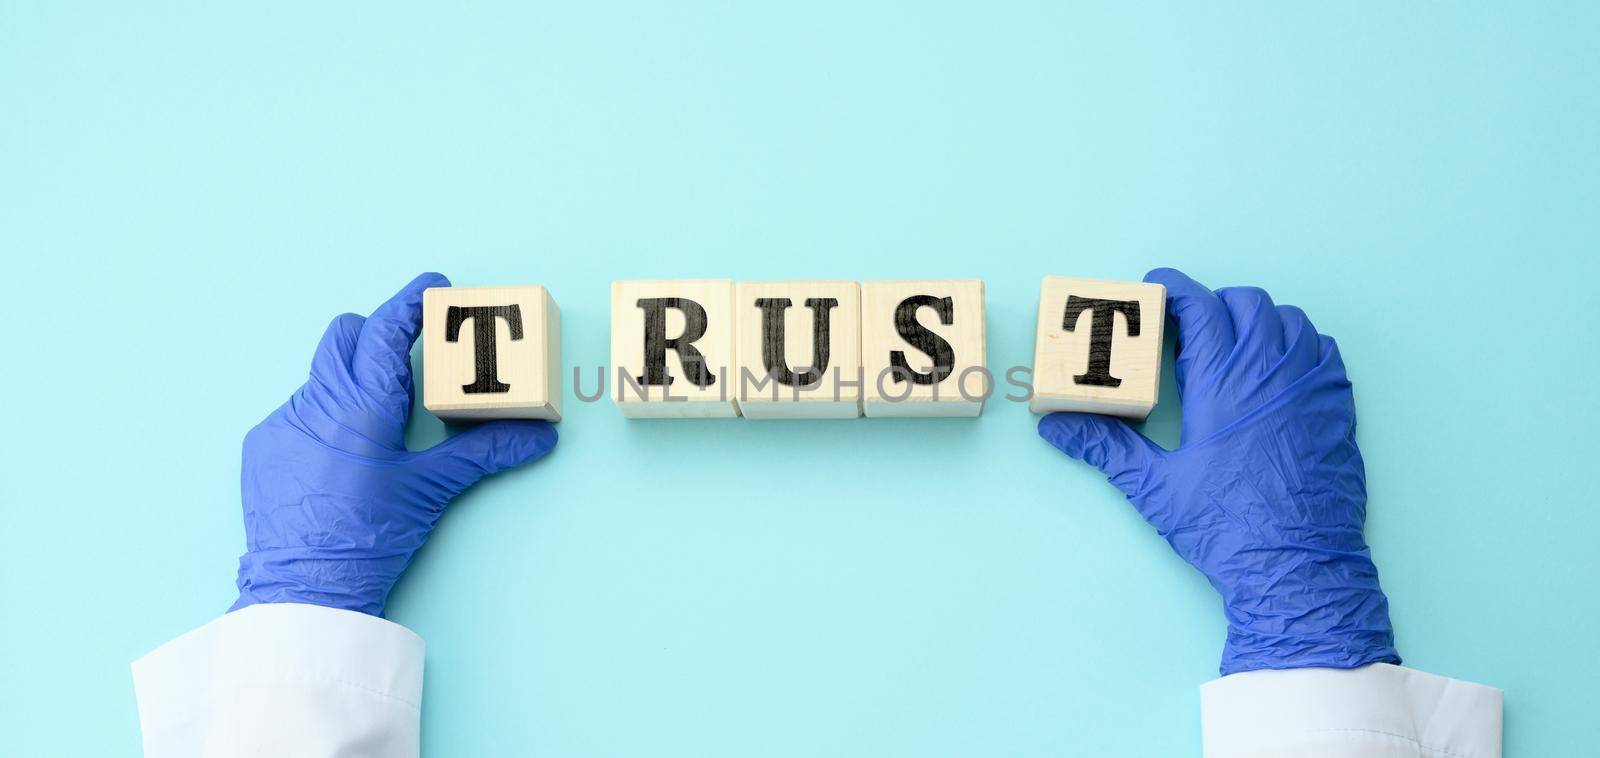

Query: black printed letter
[[755, 297, 838, 387], [1061, 296, 1140, 387], [445, 305, 524, 394], [890, 295, 956, 385], [636, 298, 716, 387]]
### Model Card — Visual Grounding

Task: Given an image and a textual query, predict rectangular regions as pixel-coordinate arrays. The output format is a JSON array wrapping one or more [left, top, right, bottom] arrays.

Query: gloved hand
[[230, 273, 558, 617], [1039, 268, 1399, 676]]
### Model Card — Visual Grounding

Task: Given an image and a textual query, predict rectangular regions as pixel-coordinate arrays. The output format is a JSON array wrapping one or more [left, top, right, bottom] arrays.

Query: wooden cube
[[733, 280, 862, 419], [861, 279, 987, 417], [611, 279, 738, 418], [422, 285, 562, 421], [1030, 275, 1165, 418]]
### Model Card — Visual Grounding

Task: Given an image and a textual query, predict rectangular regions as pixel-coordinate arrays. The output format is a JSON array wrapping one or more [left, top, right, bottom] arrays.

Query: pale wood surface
[[733, 280, 862, 419], [1029, 275, 1164, 418], [610, 279, 739, 418], [860, 279, 986, 418], [422, 285, 561, 421]]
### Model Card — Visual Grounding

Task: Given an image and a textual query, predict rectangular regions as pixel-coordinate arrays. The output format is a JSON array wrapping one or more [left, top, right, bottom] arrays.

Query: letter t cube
[[423, 285, 562, 421], [1030, 276, 1164, 419]]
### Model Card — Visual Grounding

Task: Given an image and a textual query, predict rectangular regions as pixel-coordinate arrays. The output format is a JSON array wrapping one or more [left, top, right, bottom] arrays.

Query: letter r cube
[[610, 279, 738, 418], [423, 285, 562, 421], [1030, 276, 1165, 419]]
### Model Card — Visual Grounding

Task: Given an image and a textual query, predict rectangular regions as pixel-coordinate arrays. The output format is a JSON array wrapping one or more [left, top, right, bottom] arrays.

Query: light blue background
[[3, 3, 1596, 755]]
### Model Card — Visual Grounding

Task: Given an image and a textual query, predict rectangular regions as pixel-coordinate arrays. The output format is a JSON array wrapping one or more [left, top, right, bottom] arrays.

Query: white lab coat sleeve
[[131, 603, 424, 758], [1200, 662, 1502, 758]]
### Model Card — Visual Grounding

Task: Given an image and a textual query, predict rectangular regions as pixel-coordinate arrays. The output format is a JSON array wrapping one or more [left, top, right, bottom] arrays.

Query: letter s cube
[[423, 285, 562, 421], [1030, 276, 1164, 419], [861, 279, 987, 418]]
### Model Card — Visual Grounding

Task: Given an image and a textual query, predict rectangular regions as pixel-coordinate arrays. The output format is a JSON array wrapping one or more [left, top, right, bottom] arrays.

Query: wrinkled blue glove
[[230, 272, 558, 617], [1039, 268, 1399, 676]]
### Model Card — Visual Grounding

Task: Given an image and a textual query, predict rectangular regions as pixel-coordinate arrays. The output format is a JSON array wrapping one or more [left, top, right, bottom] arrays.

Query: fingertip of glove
[[501, 419, 559, 457], [432, 419, 559, 475], [412, 271, 451, 290], [528, 419, 560, 444], [1036, 412, 1085, 456], [1142, 267, 1188, 286]]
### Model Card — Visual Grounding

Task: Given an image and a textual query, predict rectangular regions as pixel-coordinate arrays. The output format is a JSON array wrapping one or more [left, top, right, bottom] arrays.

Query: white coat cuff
[[1200, 663, 1502, 758], [132, 603, 424, 755]]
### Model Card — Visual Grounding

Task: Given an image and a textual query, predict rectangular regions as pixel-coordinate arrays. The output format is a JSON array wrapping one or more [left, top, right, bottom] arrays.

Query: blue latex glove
[[1038, 268, 1399, 675], [230, 273, 558, 617]]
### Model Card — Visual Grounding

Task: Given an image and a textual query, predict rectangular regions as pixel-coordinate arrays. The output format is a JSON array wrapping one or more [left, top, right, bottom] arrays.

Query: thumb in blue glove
[[1039, 268, 1398, 676], [231, 272, 558, 617]]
